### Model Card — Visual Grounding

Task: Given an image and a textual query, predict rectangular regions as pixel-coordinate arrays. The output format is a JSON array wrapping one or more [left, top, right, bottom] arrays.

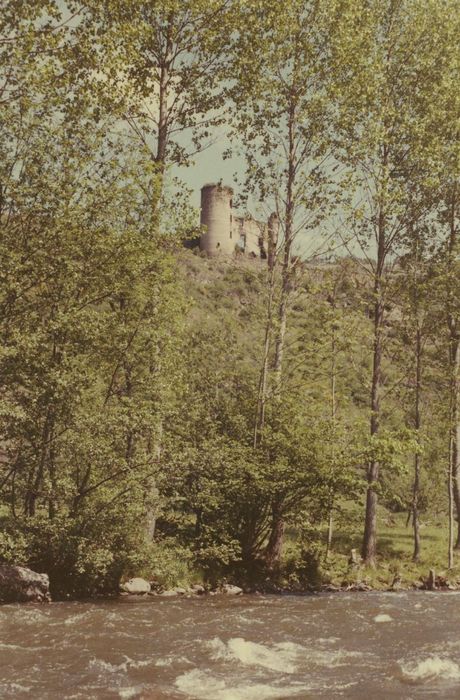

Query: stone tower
[[200, 183, 235, 255]]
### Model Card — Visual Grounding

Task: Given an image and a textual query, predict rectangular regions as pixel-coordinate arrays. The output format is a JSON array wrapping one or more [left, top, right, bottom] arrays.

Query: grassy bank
[[317, 509, 458, 591]]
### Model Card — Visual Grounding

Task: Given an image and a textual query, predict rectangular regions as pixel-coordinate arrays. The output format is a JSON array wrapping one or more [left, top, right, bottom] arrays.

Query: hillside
[[169, 250, 453, 590]]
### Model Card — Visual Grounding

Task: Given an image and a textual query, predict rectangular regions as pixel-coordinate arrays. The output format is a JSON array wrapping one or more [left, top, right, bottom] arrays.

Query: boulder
[[160, 589, 179, 597], [0, 565, 50, 603], [120, 577, 151, 595], [191, 584, 206, 595], [221, 584, 243, 595]]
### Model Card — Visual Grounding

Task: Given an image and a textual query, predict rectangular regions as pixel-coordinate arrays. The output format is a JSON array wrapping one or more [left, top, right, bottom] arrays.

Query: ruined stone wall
[[241, 217, 266, 256], [199, 183, 273, 259]]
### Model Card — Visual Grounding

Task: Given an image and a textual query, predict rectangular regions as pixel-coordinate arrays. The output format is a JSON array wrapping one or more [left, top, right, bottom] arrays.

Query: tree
[[77, 0, 235, 203], [331, 0, 456, 565], [0, 5, 186, 594], [230, 0, 344, 565], [396, 0, 460, 563]]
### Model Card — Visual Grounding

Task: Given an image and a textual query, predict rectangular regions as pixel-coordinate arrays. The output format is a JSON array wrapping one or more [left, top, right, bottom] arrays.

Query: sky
[[54, 0, 361, 261], [173, 134, 243, 212]]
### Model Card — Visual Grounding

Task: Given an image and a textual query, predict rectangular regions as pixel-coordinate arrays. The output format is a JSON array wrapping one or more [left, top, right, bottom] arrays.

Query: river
[[1, 592, 460, 699]]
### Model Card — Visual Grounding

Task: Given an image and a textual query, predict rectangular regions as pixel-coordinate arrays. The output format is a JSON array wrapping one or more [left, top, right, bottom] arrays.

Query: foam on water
[[399, 656, 460, 684], [317, 637, 340, 644], [0, 642, 29, 650], [5, 606, 47, 624], [175, 669, 310, 700], [207, 637, 301, 673], [0, 682, 32, 694], [205, 636, 365, 675], [89, 655, 151, 675], [63, 611, 93, 626], [374, 614, 392, 623], [117, 686, 143, 699], [155, 654, 192, 667], [5, 594, 460, 699]]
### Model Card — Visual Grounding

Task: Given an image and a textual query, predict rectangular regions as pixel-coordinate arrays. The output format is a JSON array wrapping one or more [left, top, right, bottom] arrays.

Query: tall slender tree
[[230, 0, 343, 566], [77, 0, 235, 206], [331, 0, 456, 565]]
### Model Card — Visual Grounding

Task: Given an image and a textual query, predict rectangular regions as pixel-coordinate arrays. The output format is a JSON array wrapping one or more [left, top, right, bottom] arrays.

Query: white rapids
[[399, 656, 460, 684], [2, 593, 460, 698]]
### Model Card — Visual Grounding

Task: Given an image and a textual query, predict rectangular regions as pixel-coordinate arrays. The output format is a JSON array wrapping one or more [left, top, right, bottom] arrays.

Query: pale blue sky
[[174, 136, 244, 212]]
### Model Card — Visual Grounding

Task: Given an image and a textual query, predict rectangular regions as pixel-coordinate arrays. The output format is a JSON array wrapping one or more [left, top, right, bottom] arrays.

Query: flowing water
[[1, 592, 460, 699]]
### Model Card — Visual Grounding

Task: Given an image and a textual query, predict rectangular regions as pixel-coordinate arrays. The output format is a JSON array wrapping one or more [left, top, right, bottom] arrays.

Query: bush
[[0, 526, 28, 565], [147, 539, 194, 589], [0, 506, 159, 599], [285, 548, 323, 589]]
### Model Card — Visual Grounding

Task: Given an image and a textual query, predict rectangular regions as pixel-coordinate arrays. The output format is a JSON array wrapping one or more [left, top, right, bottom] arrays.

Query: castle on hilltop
[[198, 183, 278, 261]]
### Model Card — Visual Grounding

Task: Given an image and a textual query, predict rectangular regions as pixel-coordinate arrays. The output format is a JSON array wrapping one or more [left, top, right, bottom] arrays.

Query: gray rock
[[120, 577, 151, 595], [191, 584, 206, 595], [160, 589, 179, 597], [0, 565, 51, 603], [221, 584, 243, 595]]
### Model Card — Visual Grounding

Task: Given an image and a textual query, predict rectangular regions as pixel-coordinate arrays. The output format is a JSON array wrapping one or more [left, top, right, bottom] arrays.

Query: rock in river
[[0, 565, 51, 603], [221, 584, 243, 595], [120, 577, 151, 595]]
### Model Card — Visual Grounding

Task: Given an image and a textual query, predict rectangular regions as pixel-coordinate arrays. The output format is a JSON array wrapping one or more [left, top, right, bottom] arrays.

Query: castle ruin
[[199, 183, 278, 260]]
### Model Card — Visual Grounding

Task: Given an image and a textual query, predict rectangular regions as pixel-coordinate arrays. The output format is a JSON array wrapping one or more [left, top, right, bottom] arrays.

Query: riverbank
[[2, 510, 458, 604]]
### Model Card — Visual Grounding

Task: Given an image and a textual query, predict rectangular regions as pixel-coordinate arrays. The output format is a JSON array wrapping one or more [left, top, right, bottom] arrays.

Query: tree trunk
[[447, 185, 460, 549], [325, 509, 333, 561], [362, 186, 386, 567], [254, 241, 277, 448], [265, 510, 285, 570], [256, 216, 279, 444], [450, 339, 460, 556], [412, 325, 422, 562], [25, 407, 53, 517], [272, 93, 296, 394], [449, 336, 460, 548], [412, 454, 421, 562], [263, 91, 297, 567], [194, 508, 202, 538], [362, 287, 384, 565], [326, 305, 337, 562], [48, 443, 57, 520], [448, 428, 455, 569]]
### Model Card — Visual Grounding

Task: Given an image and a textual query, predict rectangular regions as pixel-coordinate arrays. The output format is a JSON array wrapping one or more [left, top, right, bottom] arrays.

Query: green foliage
[[0, 528, 28, 566], [0, 0, 459, 597]]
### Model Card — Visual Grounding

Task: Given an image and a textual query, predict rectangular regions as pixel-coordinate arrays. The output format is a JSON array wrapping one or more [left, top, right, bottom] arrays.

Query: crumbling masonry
[[199, 183, 278, 262]]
